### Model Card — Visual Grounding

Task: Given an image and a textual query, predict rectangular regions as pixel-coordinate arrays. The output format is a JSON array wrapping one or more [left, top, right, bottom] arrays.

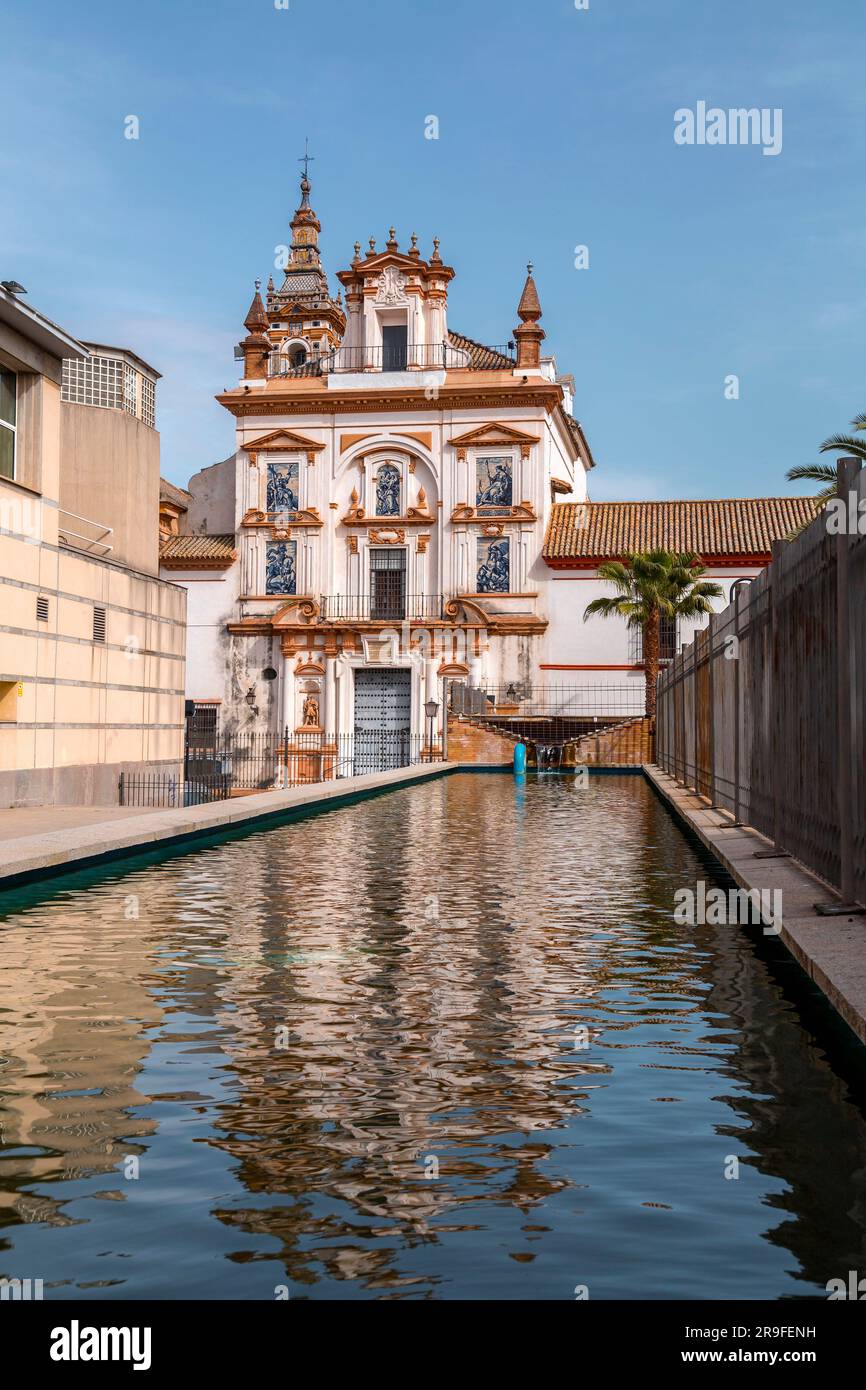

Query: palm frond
[[786, 463, 837, 484], [818, 434, 866, 460]]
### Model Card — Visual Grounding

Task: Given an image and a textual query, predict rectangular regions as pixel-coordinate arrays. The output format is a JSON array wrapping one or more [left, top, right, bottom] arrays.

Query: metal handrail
[[58, 509, 114, 555], [320, 593, 444, 622]]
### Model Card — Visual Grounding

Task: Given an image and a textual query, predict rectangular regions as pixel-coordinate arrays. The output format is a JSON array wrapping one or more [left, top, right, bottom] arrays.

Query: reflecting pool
[[1, 773, 865, 1299]]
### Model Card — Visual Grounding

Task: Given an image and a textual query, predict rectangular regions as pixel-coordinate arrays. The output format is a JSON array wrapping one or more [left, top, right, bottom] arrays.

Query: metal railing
[[181, 728, 445, 795], [656, 457, 866, 908], [58, 509, 114, 556], [320, 593, 444, 622], [119, 771, 230, 807], [267, 342, 516, 378], [448, 683, 647, 718]]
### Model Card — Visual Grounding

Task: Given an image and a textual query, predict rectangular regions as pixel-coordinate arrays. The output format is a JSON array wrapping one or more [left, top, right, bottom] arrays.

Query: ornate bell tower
[[261, 146, 346, 371]]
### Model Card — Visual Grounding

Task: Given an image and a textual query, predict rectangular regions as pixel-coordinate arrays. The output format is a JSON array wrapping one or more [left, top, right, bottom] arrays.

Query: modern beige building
[[0, 286, 186, 805]]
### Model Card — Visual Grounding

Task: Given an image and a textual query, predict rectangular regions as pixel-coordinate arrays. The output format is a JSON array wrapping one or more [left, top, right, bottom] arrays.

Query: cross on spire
[[298, 137, 314, 181]]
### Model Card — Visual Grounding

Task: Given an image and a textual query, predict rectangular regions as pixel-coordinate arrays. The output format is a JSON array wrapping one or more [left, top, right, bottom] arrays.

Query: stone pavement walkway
[[0, 805, 157, 841]]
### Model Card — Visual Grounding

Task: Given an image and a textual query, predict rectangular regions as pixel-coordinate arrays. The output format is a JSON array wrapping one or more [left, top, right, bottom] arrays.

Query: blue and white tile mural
[[476, 455, 512, 511], [267, 459, 299, 513], [375, 464, 401, 516], [476, 536, 510, 593], [266, 539, 297, 595]]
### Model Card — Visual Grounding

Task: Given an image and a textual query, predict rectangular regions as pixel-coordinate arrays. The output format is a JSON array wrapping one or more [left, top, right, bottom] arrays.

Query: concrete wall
[[185, 455, 238, 534], [0, 366, 187, 807], [59, 402, 160, 576]]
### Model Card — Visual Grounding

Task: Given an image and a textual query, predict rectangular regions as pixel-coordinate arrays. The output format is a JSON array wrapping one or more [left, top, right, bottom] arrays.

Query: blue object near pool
[[513, 741, 527, 774]]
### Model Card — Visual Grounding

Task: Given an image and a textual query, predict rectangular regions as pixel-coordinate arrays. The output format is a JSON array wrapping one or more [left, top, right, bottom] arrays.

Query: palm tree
[[583, 550, 723, 722], [787, 409, 866, 505]]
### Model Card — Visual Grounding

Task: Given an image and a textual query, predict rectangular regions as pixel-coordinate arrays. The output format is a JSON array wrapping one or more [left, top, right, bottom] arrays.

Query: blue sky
[[2, 0, 863, 498]]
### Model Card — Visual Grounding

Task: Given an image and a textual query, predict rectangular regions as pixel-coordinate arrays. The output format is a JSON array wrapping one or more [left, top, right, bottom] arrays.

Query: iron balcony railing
[[320, 594, 444, 622], [267, 342, 516, 378]]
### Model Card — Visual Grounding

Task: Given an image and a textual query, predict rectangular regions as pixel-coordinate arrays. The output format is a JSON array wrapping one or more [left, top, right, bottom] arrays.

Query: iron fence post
[[708, 611, 717, 808], [833, 457, 857, 906], [733, 585, 742, 826], [754, 540, 791, 859], [692, 640, 699, 795]]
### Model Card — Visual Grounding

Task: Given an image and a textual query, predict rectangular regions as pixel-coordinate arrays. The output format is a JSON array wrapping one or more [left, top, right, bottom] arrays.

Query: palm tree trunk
[[643, 609, 660, 723]]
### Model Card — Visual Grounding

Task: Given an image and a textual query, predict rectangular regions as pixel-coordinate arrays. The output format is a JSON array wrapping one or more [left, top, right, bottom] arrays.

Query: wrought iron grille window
[[187, 703, 219, 742], [369, 548, 407, 621], [628, 615, 678, 663]]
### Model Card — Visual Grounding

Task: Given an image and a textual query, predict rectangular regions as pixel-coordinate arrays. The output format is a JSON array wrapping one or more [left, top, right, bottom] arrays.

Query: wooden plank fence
[[656, 458, 865, 907]]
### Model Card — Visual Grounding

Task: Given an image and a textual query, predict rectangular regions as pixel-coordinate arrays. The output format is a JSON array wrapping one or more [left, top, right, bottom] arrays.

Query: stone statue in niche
[[302, 693, 320, 727]]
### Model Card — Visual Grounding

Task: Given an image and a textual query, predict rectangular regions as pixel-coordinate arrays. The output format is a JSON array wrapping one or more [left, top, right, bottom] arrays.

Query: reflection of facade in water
[[0, 886, 163, 1226], [1, 777, 865, 1295]]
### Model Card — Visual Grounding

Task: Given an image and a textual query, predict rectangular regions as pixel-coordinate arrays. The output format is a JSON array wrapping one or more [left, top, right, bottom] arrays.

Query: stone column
[[280, 642, 296, 736], [324, 657, 336, 737]]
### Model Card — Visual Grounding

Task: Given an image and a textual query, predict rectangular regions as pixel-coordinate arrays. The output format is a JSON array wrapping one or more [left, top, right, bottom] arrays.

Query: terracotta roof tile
[[159, 534, 236, 568], [543, 498, 821, 563], [447, 331, 514, 369]]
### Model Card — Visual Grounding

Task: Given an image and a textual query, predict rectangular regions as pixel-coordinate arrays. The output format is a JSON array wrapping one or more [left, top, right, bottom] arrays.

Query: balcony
[[267, 341, 516, 379], [320, 594, 444, 623]]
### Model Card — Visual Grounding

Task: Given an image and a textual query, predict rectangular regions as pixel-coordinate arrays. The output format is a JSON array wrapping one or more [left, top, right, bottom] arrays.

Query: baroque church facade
[[161, 169, 592, 745], [159, 168, 814, 745]]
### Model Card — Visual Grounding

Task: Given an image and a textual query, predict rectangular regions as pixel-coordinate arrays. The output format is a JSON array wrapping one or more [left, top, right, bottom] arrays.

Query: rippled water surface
[[1, 773, 866, 1300]]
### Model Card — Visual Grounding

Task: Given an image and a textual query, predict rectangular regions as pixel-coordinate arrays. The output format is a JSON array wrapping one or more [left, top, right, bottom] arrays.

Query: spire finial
[[298, 137, 314, 182]]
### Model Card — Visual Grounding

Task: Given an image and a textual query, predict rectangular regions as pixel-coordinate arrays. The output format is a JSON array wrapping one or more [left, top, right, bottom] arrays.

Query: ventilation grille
[[93, 606, 106, 643], [36, 595, 49, 622]]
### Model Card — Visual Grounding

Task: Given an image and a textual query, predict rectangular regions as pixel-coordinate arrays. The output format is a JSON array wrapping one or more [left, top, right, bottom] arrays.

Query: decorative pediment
[[271, 598, 320, 627], [295, 658, 325, 677], [242, 429, 326, 464], [341, 483, 434, 528], [450, 501, 537, 525], [368, 527, 406, 544], [241, 507, 323, 530], [448, 423, 540, 460]]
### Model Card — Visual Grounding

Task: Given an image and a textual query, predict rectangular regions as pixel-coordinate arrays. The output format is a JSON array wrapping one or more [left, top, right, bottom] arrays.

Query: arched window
[[375, 463, 401, 516], [289, 345, 307, 367]]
